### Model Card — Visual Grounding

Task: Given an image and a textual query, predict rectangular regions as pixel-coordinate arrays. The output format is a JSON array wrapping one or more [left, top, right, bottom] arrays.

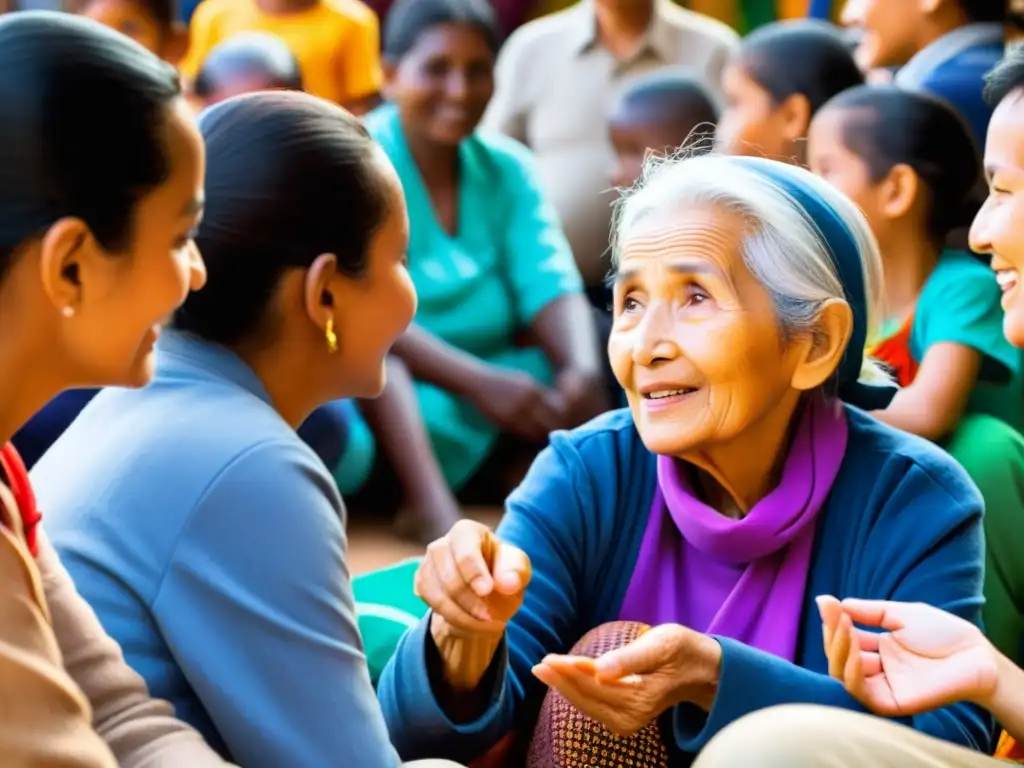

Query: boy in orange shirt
[[180, 0, 382, 113]]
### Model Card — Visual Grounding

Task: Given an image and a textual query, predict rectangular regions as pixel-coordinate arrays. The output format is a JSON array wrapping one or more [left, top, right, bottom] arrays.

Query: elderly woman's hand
[[531, 624, 722, 737], [415, 520, 531, 690], [817, 595, 1000, 716]]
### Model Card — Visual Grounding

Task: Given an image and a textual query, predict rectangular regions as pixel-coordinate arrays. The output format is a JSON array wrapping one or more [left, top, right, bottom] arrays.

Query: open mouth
[[996, 268, 1019, 295], [642, 388, 697, 401]]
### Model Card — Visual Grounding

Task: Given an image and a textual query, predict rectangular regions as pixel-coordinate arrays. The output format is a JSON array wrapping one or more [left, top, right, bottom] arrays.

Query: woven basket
[[526, 621, 670, 768]]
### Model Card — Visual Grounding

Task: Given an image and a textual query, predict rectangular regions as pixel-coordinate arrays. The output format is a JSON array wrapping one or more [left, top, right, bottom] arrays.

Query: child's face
[[609, 118, 694, 189], [841, 0, 922, 71], [80, 0, 163, 56], [716, 63, 792, 160]]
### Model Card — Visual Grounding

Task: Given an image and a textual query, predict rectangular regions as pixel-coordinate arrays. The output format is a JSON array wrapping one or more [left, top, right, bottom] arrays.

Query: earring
[[61, 306, 75, 318], [325, 317, 338, 353]]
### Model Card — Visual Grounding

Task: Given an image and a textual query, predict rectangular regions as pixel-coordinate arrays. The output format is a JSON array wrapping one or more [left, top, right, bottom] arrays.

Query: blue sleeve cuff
[[671, 637, 859, 753], [378, 614, 513, 762]]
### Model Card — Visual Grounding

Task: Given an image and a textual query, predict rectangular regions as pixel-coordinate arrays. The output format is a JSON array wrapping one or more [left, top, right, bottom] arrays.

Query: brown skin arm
[[390, 325, 490, 401]]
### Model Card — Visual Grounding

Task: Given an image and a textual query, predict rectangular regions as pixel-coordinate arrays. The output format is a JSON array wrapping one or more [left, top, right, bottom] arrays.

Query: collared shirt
[[894, 22, 1005, 150], [481, 0, 738, 285]]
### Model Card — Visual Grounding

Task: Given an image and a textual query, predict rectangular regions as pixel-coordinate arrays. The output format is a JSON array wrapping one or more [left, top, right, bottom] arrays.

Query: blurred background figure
[[77, 0, 187, 61], [192, 31, 303, 107]]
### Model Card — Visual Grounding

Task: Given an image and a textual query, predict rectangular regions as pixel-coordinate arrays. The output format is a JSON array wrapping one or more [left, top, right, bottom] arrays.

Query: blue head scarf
[[727, 156, 897, 411]]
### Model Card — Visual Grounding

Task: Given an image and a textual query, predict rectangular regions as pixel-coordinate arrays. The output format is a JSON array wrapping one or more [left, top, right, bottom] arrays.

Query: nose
[[632, 301, 679, 366], [968, 201, 993, 255], [445, 71, 470, 102], [189, 242, 208, 291]]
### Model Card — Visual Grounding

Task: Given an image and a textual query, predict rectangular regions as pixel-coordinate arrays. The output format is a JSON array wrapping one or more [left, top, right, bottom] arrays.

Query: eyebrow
[[611, 260, 723, 286]]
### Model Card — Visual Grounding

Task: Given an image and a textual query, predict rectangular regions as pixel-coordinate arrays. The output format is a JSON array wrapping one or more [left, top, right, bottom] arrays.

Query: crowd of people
[[1, 0, 1023, 766]]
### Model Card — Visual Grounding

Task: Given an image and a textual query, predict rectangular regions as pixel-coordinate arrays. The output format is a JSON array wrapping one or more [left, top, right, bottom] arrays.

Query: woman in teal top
[[808, 85, 1024, 667], [356, 0, 607, 506]]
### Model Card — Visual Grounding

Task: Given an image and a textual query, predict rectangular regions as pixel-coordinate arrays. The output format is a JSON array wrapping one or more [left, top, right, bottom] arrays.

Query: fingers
[[817, 595, 842, 655], [532, 663, 640, 736], [827, 612, 853, 680], [593, 624, 679, 681], [491, 542, 531, 595], [414, 556, 497, 632], [448, 522, 494, 597], [416, 523, 497, 629], [843, 618, 866, 697], [839, 599, 907, 632]]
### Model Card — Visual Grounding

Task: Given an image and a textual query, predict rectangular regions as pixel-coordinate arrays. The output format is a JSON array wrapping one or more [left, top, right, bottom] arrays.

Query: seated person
[[77, 0, 187, 63], [840, 0, 1005, 150], [34, 90, 457, 768], [192, 31, 303, 107], [717, 20, 863, 164], [609, 67, 720, 196], [356, 0, 609, 508], [0, 12, 225, 766], [808, 84, 1024, 667], [376, 154, 993, 765], [179, 0, 382, 114]]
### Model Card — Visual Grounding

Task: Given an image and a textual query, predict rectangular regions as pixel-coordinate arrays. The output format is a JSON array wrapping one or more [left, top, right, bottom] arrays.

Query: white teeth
[[996, 269, 1018, 290], [646, 389, 691, 400]]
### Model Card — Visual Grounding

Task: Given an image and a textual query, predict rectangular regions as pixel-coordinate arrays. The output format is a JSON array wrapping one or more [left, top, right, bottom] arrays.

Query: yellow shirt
[[180, 0, 383, 104]]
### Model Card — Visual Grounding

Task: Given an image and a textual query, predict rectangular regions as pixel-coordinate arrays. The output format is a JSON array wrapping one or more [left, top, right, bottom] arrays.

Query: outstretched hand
[[532, 624, 721, 737], [818, 595, 999, 716]]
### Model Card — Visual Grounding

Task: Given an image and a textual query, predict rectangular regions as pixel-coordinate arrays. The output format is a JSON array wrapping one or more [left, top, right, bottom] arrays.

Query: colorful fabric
[[618, 396, 848, 662], [867, 315, 918, 387], [0, 444, 40, 557], [352, 558, 427, 686], [365, 103, 582, 489], [179, 0, 383, 103], [996, 730, 1024, 762]]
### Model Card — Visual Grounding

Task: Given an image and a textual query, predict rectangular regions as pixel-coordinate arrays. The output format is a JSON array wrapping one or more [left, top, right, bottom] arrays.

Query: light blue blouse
[[35, 331, 399, 768], [365, 104, 583, 488]]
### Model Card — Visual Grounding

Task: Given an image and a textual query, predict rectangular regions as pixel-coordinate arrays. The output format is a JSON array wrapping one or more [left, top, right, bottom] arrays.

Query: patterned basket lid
[[527, 621, 670, 768]]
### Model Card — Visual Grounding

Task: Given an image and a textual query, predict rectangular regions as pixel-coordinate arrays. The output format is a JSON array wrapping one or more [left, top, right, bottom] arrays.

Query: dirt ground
[[348, 507, 503, 575]]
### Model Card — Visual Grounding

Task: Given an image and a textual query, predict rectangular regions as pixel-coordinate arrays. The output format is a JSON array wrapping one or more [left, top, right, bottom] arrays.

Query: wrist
[[429, 613, 504, 691], [671, 632, 722, 712], [977, 644, 1015, 713]]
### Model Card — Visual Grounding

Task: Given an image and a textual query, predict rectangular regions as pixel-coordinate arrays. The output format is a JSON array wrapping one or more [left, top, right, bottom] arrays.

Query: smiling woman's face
[[609, 204, 810, 457]]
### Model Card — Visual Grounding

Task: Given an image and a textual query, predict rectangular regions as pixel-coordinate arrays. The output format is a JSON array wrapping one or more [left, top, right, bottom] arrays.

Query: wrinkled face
[[841, 0, 922, 72], [717, 63, 790, 160], [79, 0, 164, 56], [387, 23, 494, 147], [608, 204, 807, 457], [970, 91, 1024, 348], [808, 107, 887, 239], [331, 151, 417, 398], [56, 98, 207, 388]]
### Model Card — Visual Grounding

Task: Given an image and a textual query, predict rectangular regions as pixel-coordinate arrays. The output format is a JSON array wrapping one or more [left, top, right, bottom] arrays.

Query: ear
[[790, 299, 854, 392], [161, 23, 190, 66], [381, 60, 399, 102], [38, 217, 94, 316], [779, 93, 813, 143], [918, 0, 941, 15], [303, 253, 338, 331], [878, 162, 919, 221]]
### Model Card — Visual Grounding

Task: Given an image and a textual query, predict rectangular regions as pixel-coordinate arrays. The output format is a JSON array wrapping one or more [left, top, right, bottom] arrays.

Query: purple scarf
[[618, 396, 849, 661]]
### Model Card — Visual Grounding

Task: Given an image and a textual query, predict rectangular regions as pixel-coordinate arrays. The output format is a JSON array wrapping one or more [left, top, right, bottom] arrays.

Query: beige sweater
[[0, 480, 230, 767]]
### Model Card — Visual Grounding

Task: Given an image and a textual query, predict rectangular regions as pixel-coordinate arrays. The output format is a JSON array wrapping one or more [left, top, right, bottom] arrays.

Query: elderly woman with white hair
[[376, 155, 994, 766]]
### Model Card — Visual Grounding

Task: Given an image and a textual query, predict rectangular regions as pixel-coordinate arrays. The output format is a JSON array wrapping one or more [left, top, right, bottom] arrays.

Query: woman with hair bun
[[36, 88, 460, 768], [808, 84, 1024, 668], [0, 10, 225, 767]]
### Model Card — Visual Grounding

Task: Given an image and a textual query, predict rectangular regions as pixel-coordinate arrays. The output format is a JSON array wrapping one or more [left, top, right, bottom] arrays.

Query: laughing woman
[[377, 155, 993, 765]]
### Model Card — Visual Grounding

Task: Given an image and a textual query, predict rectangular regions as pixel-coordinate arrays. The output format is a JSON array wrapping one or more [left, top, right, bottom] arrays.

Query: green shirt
[[365, 104, 583, 488], [910, 250, 1024, 431]]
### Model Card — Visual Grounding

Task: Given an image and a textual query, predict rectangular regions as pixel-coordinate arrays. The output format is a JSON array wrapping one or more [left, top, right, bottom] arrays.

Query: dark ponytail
[[824, 84, 982, 239], [0, 11, 181, 282], [173, 91, 392, 347]]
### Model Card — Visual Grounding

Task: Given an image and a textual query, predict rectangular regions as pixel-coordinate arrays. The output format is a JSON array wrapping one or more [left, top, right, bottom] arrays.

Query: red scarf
[[0, 443, 41, 557]]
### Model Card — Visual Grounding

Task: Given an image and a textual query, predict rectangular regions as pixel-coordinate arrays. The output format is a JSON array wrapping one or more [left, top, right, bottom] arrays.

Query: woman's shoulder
[[464, 129, 539, 184], [842, 405, 982, 511], [922, 250, 1000, 304]]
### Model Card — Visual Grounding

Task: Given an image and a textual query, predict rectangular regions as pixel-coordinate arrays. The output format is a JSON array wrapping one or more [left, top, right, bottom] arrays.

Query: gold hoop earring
[[325, 318, 339, 354]]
